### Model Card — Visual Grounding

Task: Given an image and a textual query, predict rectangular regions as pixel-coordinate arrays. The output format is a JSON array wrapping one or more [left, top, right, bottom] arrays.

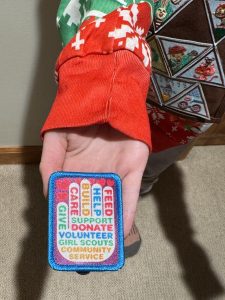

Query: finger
[[40, 130, 67, 197], [122, 170, 143, 238]]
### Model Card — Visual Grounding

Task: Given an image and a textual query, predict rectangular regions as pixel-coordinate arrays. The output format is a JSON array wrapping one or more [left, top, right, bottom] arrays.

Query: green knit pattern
[[57, 0, 155, 46]]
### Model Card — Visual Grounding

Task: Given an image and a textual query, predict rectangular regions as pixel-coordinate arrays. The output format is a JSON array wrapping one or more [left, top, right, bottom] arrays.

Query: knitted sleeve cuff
[[41, 49, 152, 149]]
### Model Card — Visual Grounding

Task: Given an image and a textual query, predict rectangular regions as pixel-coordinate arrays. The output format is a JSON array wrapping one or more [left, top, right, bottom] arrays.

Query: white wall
[[0, 0, 61, 146]]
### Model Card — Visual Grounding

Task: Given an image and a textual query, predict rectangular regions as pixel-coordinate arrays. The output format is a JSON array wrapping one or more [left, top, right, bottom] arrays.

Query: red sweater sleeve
[[41, 3, 153, 149]]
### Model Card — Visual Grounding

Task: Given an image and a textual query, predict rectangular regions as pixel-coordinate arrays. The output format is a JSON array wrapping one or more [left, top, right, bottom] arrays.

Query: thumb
[[39, 130, 67, 197], [122, 170, 143, 238]]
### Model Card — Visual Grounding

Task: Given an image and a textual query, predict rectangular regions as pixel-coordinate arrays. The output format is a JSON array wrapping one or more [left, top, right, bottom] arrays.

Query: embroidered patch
[[48, 172, 124, 272], [148, 37, 168, 74], [151, 0, 193, 33], [158, 36, 212, 76], [147, 82, 162, 105], [179, 49, 225, 87], [167, 85, 210, 119], [205, 0, 225, 43], [153, 72, 193, 103]]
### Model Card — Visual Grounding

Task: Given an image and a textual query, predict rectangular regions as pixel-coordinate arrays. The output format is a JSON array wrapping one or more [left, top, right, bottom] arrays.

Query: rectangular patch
[[48, 172, 124, 272]]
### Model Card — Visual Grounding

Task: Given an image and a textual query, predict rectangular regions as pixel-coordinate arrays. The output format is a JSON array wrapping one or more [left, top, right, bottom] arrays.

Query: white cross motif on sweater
[[71, 31, 84, 50]]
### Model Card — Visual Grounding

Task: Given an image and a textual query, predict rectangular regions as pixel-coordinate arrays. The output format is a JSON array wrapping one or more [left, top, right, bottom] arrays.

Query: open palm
[[40, 124, 149, 237]]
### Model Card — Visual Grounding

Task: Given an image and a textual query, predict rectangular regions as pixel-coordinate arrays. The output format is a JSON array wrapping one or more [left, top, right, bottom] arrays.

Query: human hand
[[40, 124, 149, 237]]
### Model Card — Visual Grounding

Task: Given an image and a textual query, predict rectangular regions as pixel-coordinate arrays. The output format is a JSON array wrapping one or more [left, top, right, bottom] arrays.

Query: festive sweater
[[41, 0, 155, 148], [41, 0, 225, 152], [148, 0, 225, 150]]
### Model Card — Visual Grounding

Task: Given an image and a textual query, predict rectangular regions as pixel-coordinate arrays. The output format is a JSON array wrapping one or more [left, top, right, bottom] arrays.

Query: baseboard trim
[[0, 140, 224, 164], [0, 146, 42, 164]]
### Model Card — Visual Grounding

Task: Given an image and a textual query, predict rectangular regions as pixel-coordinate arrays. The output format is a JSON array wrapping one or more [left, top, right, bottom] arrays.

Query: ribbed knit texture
[[41, 50, 152, 148]]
